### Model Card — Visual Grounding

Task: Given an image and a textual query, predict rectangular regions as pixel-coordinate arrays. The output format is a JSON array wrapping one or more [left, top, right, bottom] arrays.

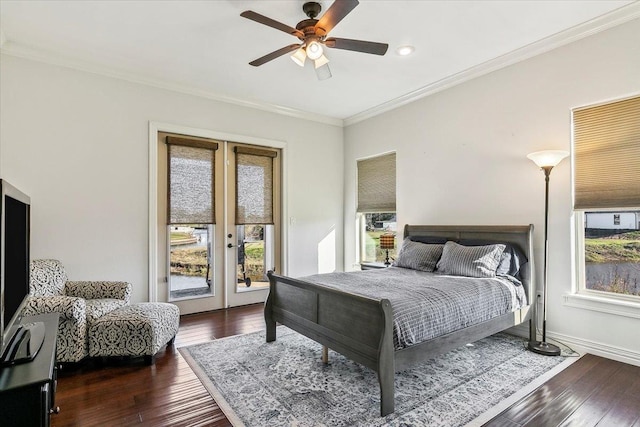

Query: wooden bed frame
[[265, 225, 536, 416]]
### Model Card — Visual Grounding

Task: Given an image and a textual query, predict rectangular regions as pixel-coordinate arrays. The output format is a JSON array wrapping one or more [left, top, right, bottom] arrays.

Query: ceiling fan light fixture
[[306, 40, 323, 60], [291, 46, 307, 67], [314, 53, 330, 69]]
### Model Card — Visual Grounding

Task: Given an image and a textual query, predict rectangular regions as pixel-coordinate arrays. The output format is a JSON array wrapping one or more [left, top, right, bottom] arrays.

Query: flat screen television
[[0, 179, 42, 365]]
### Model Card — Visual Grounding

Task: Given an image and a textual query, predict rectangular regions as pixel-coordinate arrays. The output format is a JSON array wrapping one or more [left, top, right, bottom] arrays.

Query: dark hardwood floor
[[51, 303, 640, 426]]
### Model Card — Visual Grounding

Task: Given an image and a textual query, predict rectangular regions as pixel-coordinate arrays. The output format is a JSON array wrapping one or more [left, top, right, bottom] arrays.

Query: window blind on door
[[166, 136, 218, 224], [235, 146, 277, 225], [573, 95, 640, 210], [357, 152, 396, 213]]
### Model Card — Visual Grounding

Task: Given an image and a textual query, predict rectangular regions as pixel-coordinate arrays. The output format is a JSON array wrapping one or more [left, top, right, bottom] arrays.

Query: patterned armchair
[[23, 259, 132, 363]]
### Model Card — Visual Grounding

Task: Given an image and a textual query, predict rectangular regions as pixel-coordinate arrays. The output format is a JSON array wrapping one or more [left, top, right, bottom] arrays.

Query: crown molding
[[344, 2, 640, 127], [2, 2, 639, 129], [0, 41, 344, 128]]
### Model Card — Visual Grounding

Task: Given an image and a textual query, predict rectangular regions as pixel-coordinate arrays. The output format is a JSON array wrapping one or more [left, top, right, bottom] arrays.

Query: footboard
[[265, 271, 396, 415]]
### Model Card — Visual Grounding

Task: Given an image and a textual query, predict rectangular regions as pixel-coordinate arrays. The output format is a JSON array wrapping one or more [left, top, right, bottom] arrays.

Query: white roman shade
[[166, 136, 218, 224], [573, 95, 640, 210], [235, 146, 277, 225], [357, 152, 396, 213]]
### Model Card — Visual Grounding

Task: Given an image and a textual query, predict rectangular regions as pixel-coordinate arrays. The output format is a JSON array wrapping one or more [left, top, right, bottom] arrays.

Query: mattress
[[301, 266, 527, 350]]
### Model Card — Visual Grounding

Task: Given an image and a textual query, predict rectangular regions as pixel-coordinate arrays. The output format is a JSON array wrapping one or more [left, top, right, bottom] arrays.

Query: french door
[[225, 143, 281, 307], [157, 132, 281, 314]]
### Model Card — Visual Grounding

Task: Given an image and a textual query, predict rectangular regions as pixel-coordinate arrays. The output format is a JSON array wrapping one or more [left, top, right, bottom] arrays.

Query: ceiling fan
[[241, 0, 388, 80]]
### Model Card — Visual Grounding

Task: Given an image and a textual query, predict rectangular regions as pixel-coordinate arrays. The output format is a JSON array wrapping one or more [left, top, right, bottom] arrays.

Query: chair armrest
[[65, 281, 132, 304], [22, 295, 86, 322]]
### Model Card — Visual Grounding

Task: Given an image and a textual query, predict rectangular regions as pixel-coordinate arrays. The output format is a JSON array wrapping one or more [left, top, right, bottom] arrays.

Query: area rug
[[180, 327, 576, 426]]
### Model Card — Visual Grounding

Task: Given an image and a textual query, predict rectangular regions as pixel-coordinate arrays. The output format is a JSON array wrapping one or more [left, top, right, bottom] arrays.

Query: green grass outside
[[584, 231, 639, 296], [170, 247, 208, 276], [170, 232, 192, 241], [243, 242, 265, 282], [171, 241, 266, 282], [585, 237, 640, 263]]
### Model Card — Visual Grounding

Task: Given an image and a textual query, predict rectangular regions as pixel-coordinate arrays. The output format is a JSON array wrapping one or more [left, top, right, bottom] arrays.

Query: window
[[166, 135, 218, 299], [356, 153, 397, 264], [573, 95, 640, 299]]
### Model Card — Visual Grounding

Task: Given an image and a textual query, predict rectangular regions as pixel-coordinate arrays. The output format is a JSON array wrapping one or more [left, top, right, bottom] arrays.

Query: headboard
[[403, 224, 535, 301]]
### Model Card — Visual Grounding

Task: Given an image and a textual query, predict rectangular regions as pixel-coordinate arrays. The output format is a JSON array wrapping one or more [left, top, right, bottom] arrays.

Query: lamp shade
[[379, 233, 395, 250], [291, 47, 306, 67], [314, 53, 330, 69], [527, 150, 569, 168]]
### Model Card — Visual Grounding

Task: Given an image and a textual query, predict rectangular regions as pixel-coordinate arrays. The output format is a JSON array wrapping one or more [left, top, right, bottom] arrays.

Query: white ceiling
[[1, 1, 638, 125]]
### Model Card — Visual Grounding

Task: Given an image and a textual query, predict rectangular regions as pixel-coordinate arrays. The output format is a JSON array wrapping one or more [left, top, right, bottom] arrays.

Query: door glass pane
[[583, 211, 640, 296], [236, 224, 272, 292], [169, 224, 214, 300]]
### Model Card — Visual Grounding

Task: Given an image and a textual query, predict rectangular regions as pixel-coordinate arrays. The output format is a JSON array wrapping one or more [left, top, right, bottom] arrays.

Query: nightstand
[[360, 262, 389, 270]]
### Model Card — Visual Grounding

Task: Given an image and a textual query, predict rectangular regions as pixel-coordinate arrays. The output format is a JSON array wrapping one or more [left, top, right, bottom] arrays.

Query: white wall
[[344, 19, 640, 361], [0, 55, 344, 303]]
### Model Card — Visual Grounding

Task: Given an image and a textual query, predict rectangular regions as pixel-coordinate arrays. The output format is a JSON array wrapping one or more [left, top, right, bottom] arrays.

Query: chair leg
[[144, 355, 154, 366]]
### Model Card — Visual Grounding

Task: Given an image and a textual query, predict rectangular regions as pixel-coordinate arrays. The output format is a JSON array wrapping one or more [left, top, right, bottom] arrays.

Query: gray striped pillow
[[436, 241, 506, 278], [392, 238, 444, 272]]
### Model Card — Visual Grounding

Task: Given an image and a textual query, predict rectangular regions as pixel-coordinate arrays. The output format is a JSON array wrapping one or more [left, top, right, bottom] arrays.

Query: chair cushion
[[30, 259, 67, 297], [85, 299, 128, 323], [88, 303, 180, 357]]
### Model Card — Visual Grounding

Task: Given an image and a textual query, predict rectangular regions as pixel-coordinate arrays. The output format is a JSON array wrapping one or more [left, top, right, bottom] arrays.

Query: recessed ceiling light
[[396, 45, 415, 56]]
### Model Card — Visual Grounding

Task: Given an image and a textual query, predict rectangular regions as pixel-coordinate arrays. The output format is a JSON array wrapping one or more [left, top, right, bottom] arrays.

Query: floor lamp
[[526, 149, 569, 356]]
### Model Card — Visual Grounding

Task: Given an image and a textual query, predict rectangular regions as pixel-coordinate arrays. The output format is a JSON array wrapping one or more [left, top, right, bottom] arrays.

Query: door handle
[[227, 243, 235, 248]]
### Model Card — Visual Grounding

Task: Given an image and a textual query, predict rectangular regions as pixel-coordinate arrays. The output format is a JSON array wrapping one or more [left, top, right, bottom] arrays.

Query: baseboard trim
[[545, 331, 640, 367], [507, 323, 640, 367]]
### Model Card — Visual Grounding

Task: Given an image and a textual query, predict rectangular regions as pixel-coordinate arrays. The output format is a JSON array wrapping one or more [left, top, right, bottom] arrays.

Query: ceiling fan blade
[[249, 44, 300, 67], [325, 37, 388, 55], [315, 63, 332, 81], [241, 10, 304, 38], [315, 0, 359, 35]]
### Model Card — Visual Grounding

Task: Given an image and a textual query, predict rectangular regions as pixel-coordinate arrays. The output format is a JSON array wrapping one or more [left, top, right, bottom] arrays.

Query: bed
[[265, 225, 536, 416]]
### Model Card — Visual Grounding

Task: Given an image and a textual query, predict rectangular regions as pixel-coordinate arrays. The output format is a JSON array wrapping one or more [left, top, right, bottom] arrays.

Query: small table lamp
[[379, 233, 395, 266]]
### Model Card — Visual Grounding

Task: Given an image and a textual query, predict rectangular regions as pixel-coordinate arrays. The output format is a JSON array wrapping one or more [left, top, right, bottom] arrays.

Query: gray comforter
[[301, 267, 527, 350]]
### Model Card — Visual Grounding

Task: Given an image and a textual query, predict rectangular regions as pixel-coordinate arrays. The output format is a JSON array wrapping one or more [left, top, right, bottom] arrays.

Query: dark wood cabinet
[[0, 313, 59, 427]]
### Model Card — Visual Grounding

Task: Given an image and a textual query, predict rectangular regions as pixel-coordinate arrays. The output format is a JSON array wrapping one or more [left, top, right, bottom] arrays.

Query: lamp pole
[[528, 166, 561, 356], [526, 150, 568, 356]]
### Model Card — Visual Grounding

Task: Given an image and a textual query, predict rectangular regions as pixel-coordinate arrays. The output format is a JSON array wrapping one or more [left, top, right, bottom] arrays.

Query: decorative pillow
[[496, 244, 528, 279], [436, 241, 506, 278], [392, 238, 444, 272], [458, 239, 528, 279]]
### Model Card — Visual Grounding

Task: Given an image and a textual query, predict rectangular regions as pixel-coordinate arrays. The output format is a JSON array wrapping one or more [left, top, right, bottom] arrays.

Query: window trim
[[569, 211, 640, 318]]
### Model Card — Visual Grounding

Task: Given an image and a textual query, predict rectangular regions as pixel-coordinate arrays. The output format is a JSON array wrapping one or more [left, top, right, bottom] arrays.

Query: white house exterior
[[585, 212, 640, 230]]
